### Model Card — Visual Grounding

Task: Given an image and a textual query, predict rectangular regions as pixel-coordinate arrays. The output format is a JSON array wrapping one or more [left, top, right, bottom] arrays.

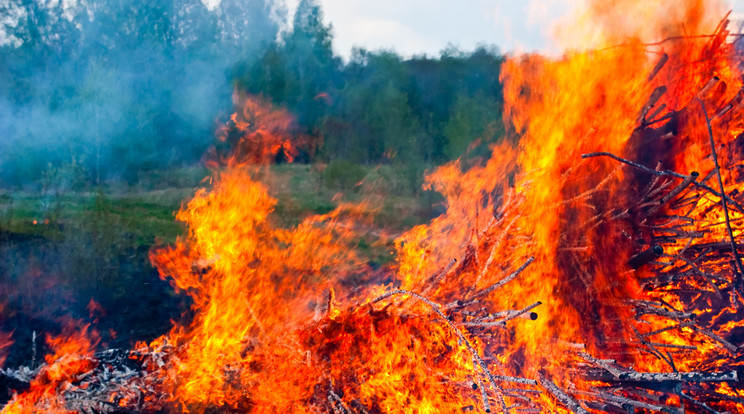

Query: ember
[[3, 0, 744, 413]]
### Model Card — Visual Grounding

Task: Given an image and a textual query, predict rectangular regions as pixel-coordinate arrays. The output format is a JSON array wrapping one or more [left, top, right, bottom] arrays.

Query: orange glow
[[0, 331, 11, 368], [208, 92, 309, 168], [140, 0, 744, 410], [1, 322, 98, 414], [148, 167, 373, 410]]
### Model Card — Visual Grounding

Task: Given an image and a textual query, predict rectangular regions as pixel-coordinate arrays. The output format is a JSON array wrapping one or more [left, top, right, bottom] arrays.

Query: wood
[[648, 53, 669, 81], [589, 370, 737, 383], [537, 370, 589, 414], [628, 244, 664, 269], [697, 97, 744, 279]]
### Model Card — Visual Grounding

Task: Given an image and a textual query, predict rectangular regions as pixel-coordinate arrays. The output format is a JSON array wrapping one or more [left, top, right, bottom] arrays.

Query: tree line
[[0, 0, 505, 189]]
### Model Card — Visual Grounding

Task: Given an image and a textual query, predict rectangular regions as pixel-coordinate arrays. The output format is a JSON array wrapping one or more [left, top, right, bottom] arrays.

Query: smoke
[[0, 0, 287, 188]]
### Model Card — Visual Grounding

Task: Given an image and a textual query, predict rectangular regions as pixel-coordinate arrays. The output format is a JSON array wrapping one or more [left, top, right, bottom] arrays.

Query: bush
[[322, 160, 367, 190]]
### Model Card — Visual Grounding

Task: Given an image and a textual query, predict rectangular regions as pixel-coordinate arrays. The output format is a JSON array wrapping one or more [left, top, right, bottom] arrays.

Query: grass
[[0, 189, 191, 246], [0, 162, 441, 265]]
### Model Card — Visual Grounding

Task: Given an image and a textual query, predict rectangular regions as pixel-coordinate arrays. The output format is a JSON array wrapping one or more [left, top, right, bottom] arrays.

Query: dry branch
[[536, 371, 589, 414], [697, 97, 744, 279], [581, 152, 744, 213]]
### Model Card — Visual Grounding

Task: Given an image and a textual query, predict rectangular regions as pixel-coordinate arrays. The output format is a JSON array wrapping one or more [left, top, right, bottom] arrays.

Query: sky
[[307, 0, 744, 59], [312, 0, 571, 58]]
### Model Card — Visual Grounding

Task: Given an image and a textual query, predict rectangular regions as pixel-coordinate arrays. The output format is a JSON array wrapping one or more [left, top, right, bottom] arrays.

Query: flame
[[148, 166, 373, 409], [1, 322, 98, 414], [0, 331, 11, 369], [144, 1, 744, 410], [5, 0, 744, 412], [208, 92, 309, 168], [396, 0, 744, 408]]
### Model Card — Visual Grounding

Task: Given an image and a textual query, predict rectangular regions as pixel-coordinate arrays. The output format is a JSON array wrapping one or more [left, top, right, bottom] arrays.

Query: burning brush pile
[[4, 0, 744, 413]]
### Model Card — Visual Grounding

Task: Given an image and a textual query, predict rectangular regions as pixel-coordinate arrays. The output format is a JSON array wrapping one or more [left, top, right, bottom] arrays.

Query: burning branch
[[581, 152, 744, 213], [536, 370, 589, 414], [372, 289, 518, 413], [697, 97, 744, 278]]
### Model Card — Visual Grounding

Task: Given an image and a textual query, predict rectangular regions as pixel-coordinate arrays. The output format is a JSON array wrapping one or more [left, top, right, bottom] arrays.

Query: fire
[[208, 92, 308, 167], [148, 168, 375, 410], [147, 88, 379, 409], [138, 0, 744, 410], [0, 331, 11, 369], [1, 322, 98, 413], [395, 0, 744, 410], [4, 0, 744, 412]]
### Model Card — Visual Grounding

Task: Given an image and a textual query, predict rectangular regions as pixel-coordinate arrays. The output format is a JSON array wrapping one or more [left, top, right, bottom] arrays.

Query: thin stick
[[640, 321, 694, 338], [499, 301, 542, 324], [536, 371, 589, 414], [697, 97, 744, 278], [680, 391, 723, 414], [575, 389, 682, 414], [462, 257, 535, 308], [581, 152, 744, 213], [477, 374, 492, 413], [691, 325, 738, 354]]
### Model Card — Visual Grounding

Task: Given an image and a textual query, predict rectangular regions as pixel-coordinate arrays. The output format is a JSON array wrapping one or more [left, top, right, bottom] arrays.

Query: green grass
[[0, 187, 193, 247], [0, 163, 440, 265]]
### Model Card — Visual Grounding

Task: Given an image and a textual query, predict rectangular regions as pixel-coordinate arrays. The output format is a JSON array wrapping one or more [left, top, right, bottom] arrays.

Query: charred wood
[[628, 245, 664, 269], [648, 53, 669, 82]]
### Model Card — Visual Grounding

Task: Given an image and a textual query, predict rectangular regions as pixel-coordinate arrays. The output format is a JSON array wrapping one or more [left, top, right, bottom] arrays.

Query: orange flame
[[148, 166, 376, 410], [208, 92, 310, 168], [0, 331, 11, 369], [138, 1, 744, 411], [1, 322, 99, 414], [396, 0, 744, 407]]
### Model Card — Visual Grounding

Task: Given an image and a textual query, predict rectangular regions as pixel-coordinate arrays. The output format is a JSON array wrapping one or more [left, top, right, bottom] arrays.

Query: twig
[[536, 371, 589, 414], [471, 257, 536, 303], [697, 97, 744, 279], [648, 53, 670, 81], [575, 389, 682, 414], [328, 389, 351, 414], [498, 302, 542, 324], [691, 325, 738, 354], [680, 391, 722, 414], [477, 374, 491, 413], [577, 353, 626, 379], [640, 321, 695, 338], [581, 152, 744, 213]]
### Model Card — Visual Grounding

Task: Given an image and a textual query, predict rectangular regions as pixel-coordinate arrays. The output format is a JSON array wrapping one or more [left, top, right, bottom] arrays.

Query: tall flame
[[396, 0, 743, 401], [147, 0, 744, 410]]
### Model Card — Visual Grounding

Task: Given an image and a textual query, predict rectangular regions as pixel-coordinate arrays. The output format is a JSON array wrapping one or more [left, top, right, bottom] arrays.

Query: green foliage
[[443, 91, 504, 159], [322, 160, 367, 190]]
